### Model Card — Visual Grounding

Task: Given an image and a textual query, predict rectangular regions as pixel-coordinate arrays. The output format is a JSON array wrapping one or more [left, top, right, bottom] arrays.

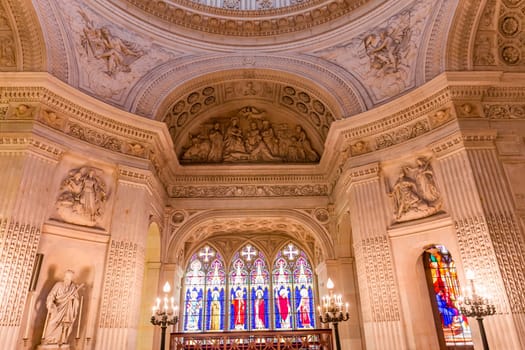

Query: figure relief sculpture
[[388, 157, 443, 223], [179, 107, 320, 164], [55, 167, 107, 227], [38, 270, 83, 349], [80, 11, 143, 77]]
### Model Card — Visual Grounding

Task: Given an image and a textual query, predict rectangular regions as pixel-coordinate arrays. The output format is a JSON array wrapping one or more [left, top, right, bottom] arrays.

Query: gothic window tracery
[[182, 242, 316, 332]]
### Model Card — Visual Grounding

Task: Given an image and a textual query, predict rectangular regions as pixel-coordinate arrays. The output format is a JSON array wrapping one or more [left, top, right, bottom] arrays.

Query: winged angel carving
[[79, 11, 143, 77], [314, 0, 432, 101]]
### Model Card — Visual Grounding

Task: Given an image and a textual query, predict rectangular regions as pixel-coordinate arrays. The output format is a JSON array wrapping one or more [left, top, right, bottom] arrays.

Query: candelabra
[[151, 282, 179, 350], [459, 270, 496, 350], [318, 278, 349, 350]]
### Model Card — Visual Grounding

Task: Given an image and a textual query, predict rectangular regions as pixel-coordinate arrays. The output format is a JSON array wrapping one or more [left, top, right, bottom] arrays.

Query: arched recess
[[126, 53, 370, 119], [136, 222, 161, 350], [1, 0, 47, 71], [166, 209, 334, 270]]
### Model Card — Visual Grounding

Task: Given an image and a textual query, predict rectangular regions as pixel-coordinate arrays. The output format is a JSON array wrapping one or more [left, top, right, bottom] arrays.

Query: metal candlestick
[[318, 278, 350, 350]]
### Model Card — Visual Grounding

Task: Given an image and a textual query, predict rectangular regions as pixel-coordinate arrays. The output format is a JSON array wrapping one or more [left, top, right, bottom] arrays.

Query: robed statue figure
[[39, 270, 82, 348]]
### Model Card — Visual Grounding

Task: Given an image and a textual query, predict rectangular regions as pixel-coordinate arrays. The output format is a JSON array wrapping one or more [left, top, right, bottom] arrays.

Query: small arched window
[[423, 245, 473, 349]]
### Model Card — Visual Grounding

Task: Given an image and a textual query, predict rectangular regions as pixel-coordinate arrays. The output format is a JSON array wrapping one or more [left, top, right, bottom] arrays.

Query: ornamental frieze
[[169, 184, 329, 198], [483, 104, 525, 119], [116, 0, 376, 37]]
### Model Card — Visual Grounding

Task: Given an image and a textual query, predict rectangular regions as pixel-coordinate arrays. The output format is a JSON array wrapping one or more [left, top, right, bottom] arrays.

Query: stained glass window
[[273, 243, 315, 330], [424, 245, 473, 349], [183, 246, 226, 332], [182, 242, 315, 332]]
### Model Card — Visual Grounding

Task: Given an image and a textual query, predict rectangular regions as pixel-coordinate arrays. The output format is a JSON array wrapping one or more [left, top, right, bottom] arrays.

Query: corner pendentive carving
[[386, 157, 443, 223], [55, 167, 108, 227], [79, 11, 144, 77], [0, 5, 16, 69], [314, 0, 433, 101], [179, 106, 319, 164]]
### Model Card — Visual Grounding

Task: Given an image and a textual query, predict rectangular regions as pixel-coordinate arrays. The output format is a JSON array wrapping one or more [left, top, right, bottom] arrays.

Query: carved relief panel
[[0, 4, 16, 70], [176, 106, 321, 164], [52, 166, 111, 228], [385, 157, 444, 223]]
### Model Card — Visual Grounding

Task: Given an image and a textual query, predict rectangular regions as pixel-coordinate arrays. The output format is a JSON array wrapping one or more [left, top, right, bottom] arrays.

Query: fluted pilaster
[[347, 163, 407, 350]]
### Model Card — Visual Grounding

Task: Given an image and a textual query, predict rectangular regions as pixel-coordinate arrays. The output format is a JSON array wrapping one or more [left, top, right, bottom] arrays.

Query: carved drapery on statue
[[39, 270, 83, 349], [179, 106, 320, 164], [387, 157, 443, 222], [55, 167, 108, 227]]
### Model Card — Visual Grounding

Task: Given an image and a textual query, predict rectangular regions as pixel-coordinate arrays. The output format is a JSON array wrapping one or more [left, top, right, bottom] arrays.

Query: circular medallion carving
[[203, 87, 215, 96], [204, 96, 216, 105], [177, 112, 189, 126], [284, 86, 296, 95], [501, 46, 520, 65], [298, 92, 311, 103], [310, 112, 321, 126], [500, 16, 520, 36], [296, 102, 308, 114], [190, 103, 202, 114], [172, 210, 186, 224], [282, 96, 294, 105], [172, 100, 185, 114], [314, 208, 330, 224], [313, 100, 325, 114], [187, 92, 200, 103]]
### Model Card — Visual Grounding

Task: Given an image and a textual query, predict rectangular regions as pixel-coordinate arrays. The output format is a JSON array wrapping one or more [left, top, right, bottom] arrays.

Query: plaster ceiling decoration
[[161, 77, 339, 163], [472, 0, 525, 68], [106, 0, 387, 40]]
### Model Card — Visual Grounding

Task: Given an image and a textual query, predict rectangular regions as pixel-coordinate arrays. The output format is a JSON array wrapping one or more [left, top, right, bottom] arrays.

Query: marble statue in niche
[[180, 106, 319, 164], [387, 157, 443, 223], [79, 11, 143, 77], [55, 167, 108, 227], [38, 270, 83, 349]]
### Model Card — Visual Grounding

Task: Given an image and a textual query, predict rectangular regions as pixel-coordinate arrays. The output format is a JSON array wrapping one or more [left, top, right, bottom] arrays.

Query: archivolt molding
[[166, 209, 335, 266], [445, 0, 484, 70], [109, 0, 381, 39], [128, 54, 367, 119], [1, 0, 46, 71]]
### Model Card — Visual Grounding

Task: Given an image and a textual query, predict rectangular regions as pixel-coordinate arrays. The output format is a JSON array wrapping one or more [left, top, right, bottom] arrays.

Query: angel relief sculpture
[[79, 11, 143, 77], [55, 167, 108, 227], [388, 158, 443, 223], [364, 26, 411, 75]]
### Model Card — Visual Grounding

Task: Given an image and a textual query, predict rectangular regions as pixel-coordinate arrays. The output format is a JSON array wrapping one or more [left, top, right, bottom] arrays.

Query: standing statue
[[39, 270, 83, 348]]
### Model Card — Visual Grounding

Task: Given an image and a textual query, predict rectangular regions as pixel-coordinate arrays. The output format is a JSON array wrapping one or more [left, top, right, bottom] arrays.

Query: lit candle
[[156, 297, 160, 309], [317, 305, 321, 315], [345, 303, 349, 313], [152, 306, 156, 316]]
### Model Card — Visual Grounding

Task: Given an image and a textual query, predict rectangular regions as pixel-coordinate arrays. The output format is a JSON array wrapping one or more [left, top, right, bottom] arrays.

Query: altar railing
[[170, 329, 333, 350]]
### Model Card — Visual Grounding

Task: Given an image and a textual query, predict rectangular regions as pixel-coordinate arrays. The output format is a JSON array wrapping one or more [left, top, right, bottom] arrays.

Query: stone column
[[0, 137, 63, 350], [95, 167, 163, 350], [432, 131, 524, 349], [346, 163, 408, 350]]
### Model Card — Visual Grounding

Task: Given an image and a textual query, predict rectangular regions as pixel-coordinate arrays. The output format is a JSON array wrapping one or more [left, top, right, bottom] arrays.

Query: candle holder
[[151, 282, 179, 350], [318, 278, 349, 350], [459, 270, 496, 350]]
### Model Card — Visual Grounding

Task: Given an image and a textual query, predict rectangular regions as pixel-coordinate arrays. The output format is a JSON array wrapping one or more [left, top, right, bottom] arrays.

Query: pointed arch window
[[183, 246, 226, 332], [182, 242, 315, 332], [423, 245, 473, 349]]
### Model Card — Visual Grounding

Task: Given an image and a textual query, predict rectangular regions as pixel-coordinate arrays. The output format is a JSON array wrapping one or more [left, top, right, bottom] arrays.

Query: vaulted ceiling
[[2, 0, 523, 166]]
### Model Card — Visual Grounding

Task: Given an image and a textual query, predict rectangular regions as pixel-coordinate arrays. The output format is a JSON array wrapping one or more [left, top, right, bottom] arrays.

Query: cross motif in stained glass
[[283, 243, 299, 260], [199, 246, 215, 262], [241, 244, 257, 261]]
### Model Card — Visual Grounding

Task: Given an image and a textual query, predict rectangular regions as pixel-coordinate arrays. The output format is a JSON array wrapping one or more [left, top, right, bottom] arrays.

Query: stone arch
[[167, 209, 335, 268], [1, 0, 46, 71], [127, 53, 370, 119]]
